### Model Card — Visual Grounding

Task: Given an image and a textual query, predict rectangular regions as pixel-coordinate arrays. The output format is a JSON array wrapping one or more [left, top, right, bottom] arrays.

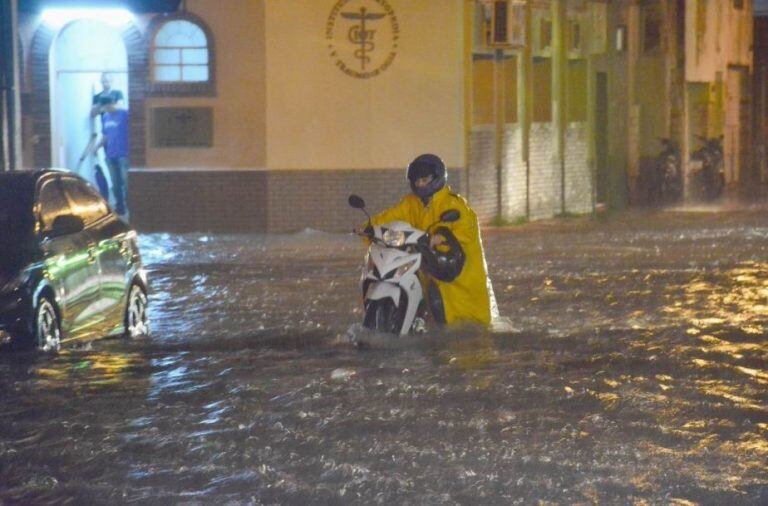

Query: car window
[[60, 177, 109, 225], [38, 179, 73, 232]]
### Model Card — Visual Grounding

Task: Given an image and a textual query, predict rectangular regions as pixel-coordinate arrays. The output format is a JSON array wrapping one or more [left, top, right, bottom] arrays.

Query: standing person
[[87, 72, 124, 200], [96, 103, 130, 216], [367, 154, 496, 326], [90, 72, 124, 118]]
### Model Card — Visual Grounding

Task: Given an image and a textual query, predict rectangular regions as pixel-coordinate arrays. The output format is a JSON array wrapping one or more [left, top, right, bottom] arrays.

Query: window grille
[[153, 20, 209, 83]]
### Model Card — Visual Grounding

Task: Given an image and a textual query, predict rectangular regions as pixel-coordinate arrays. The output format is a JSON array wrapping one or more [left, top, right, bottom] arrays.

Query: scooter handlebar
[[352, 226, 375, 240]]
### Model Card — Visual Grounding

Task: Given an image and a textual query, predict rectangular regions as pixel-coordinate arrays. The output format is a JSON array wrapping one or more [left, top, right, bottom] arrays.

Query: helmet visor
[[407, 161, 436, 182]]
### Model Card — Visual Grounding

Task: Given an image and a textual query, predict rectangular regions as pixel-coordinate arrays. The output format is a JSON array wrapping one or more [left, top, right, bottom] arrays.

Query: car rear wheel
[[35, 297, 61, 352], [124, 283, 149, 338]]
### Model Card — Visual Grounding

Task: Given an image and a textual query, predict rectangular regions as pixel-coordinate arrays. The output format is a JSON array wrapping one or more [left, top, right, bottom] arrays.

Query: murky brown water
[[1, 208, 766, 504]]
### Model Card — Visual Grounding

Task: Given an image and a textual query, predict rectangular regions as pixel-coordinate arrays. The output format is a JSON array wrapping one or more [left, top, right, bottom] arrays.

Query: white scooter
[[348, 194, 459, 335]]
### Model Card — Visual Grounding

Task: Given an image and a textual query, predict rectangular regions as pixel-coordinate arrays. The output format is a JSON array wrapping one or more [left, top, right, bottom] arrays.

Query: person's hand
[[430, 233, 446, 249]]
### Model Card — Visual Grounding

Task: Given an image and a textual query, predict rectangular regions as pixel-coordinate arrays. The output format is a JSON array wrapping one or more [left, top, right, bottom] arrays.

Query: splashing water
[[0, 209, 766, 503]]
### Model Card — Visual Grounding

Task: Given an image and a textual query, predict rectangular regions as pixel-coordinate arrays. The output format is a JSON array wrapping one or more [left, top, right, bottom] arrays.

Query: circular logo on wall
[[325, 0, 400, 79]]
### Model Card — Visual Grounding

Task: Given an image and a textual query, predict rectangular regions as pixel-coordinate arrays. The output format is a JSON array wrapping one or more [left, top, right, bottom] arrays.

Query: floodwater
[[1, 208, 767, 504]]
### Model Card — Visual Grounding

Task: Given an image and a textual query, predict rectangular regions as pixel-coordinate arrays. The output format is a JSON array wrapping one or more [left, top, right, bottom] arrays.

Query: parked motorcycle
[[689, 135, 725, 201], [657, 138, 682, 204], [638, 138, 682, 206], [348, 194, 459, 335]]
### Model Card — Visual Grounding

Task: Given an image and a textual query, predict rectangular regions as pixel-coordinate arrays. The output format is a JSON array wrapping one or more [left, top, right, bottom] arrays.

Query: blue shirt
[[102, 109, 129, 158]]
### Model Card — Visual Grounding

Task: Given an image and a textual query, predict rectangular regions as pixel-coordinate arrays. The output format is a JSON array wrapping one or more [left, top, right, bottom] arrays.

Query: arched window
[[153, 20, 208, 82], [148, 14, 215, 96]]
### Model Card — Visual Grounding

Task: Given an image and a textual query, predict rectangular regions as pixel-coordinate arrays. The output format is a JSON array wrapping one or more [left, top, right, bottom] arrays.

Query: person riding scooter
[[367, 154, 494, 326]]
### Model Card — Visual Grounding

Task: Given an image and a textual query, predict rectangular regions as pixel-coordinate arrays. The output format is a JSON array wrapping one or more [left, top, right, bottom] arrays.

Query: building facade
[[11, 0, 758, 233], [467, 0, 756, 223], [753, 0, 768, 185]]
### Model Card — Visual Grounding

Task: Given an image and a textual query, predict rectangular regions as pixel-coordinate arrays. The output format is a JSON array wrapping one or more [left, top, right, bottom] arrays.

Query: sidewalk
[[483, 193, 768, 237]]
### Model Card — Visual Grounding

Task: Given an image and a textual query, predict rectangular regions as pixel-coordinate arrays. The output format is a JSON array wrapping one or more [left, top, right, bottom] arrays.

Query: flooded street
[[1, 208, 767, 504]]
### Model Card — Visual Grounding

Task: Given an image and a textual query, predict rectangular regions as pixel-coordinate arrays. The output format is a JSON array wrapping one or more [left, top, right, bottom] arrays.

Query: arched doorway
[[50, 19, 128, 190]]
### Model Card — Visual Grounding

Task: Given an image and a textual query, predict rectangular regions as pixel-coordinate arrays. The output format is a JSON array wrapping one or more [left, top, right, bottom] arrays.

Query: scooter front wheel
[[363, 299, 405, 335]]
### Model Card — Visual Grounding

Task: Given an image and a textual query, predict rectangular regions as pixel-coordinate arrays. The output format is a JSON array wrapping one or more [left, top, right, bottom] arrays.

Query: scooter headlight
[[382, 229, 407, 247]]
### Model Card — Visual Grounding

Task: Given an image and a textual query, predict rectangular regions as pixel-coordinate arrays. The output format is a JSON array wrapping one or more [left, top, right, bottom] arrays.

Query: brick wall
[[468, 122, 591, 223], [266, 170, 408, 233], [127, 148, 595, 233], [528, 122, 561, 219], [122, 24, 148, 167], [467, 127, 497, 222], [267, 167, 465, 232], [29, 25, 55, 169], [129, 128, 595, 233], [129, 168, 464, 233], [564, 122, 592, 214], [129, 169, 268, 232], [501, 124, 527, 220]]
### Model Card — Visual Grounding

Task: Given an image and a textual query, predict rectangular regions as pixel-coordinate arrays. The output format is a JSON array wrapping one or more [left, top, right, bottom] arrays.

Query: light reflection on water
[[24, 348, 147, 391], [0, 211, 766, 503]]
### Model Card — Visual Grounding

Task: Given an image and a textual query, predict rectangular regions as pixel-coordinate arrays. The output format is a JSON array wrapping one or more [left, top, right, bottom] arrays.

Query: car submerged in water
[[0, 169, 149, 351]]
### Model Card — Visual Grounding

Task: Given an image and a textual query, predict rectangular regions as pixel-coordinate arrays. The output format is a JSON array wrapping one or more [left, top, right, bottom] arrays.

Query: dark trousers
[[106, 156, 129, 214]]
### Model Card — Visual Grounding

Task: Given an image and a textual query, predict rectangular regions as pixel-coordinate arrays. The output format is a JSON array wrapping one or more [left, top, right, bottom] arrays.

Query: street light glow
[[41, 8, 134, 28]]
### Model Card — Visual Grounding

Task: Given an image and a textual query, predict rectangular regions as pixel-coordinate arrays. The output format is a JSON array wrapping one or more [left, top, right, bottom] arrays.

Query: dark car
[[0, 169, 148, 351]]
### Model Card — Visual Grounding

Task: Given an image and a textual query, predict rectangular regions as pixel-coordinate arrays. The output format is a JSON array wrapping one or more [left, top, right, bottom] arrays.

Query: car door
[[59, 177, 127, 335], [37, 176, 102, 339]]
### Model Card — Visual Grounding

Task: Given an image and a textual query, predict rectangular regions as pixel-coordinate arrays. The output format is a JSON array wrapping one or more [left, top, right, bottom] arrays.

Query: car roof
[[0, 168, 74, 190], [0, 168, 67, 181]]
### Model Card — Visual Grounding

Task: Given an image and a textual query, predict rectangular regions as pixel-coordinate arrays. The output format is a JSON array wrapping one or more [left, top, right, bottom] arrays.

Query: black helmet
[[407, 153, 447, 200]]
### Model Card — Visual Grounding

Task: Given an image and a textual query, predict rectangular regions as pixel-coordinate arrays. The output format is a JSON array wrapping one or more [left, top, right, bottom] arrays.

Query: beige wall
[[265, 0, 465, 170], [686, 0, 753, 83], [145, 0, 266, 168]]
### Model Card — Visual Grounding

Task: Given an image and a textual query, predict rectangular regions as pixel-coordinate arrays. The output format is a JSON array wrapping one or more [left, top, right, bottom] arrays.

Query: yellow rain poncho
[[370, 186, 493, 326]]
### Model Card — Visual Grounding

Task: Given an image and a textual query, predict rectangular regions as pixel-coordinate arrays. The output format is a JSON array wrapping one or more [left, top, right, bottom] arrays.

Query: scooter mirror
[[440, 209, 460, 223], [348, 195, 366, 209]]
